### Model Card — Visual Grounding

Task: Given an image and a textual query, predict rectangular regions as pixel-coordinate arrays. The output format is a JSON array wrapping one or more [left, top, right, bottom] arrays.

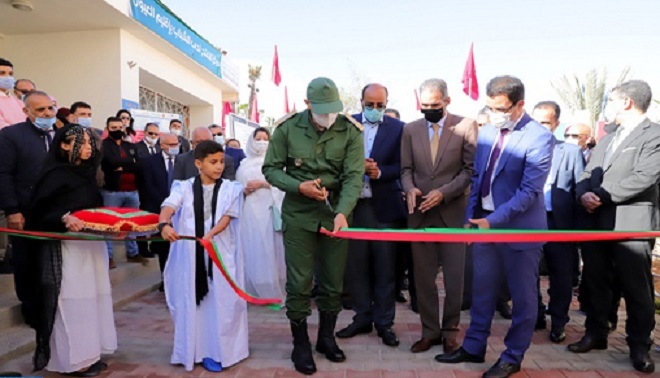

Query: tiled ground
[[2, 277, 659, 377]]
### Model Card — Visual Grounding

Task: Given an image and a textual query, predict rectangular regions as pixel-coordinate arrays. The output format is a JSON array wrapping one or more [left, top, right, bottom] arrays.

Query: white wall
[[0, 29, 122, 128]]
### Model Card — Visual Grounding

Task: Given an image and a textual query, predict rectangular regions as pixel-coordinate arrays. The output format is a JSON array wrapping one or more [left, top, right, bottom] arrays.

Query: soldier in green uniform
[[263, 77, 364, 375]]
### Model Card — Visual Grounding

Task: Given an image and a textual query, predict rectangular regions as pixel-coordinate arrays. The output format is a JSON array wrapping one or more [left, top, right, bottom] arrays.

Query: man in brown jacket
[[401, 78, 477, 354]]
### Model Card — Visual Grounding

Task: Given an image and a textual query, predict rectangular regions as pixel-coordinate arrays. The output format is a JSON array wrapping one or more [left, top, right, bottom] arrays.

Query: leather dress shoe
[[535, 317, 547, 330], [496, 302, 512, 320], [567, 335, 607, 353], [335, 322, 372, 338], [410, 336, 443, 353], [443, 336, 459, 354], [434, 347, 485, 364], [549, 327, 566, 343], [395, 291, 407, 303], [63, 362, 103, 377], [630, 347, 655, 373], [376, 327, 400, 347], [483, 358, 521, 378]]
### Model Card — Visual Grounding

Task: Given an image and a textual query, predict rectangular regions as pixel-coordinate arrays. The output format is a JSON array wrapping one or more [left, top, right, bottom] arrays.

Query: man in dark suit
[[0, 90, 56, 321], [335, 84, 406, 347], [436, 76, 554, 378], [169, 119, 191, 154], [138, 133, 179, 287], [136, 122, 162, 159], [570, 80, 659, 374], [401, 79, 478, 355], [532, 101, 585, 343], [173, 127, 235, 181]]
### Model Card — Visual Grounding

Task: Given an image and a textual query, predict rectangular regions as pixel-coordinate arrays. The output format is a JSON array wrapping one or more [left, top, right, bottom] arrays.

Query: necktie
[[44, 131, 53, 152], [430, 123, 440, 163], [167, 157, 174, 184], [150, 146, 156, 155], [603, 127, 623, 167], [480, 129, 510, 198]]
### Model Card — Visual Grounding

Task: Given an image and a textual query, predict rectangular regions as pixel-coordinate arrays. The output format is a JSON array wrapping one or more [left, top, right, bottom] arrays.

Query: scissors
[[315, 179, 335, 213]]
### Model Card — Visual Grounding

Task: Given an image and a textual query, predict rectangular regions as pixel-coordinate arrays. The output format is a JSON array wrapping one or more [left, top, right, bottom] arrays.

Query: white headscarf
[[236, 131, 268, 184]]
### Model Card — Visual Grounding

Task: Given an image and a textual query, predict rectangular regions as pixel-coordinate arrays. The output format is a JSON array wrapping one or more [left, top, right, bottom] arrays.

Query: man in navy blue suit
[[532, 101, 585, 343], [336, 84, 406, 347], [436, 76, 553, 378]]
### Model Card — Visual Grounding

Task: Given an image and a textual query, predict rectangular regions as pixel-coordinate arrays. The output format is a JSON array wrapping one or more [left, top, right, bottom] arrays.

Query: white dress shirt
[[162, 151, 175, 173]]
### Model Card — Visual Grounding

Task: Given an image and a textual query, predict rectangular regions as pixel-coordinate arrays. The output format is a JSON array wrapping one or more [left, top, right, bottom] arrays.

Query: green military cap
[[306, 77, 343, 114]]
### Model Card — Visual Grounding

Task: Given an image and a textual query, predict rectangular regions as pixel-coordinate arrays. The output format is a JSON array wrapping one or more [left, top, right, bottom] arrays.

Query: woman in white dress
[[26, 124, 116, 377], [236, 128, 286, 302]]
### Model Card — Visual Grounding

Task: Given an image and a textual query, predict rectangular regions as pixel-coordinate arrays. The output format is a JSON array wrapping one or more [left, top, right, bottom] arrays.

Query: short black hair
[[253, 127, 271, 138], [144, 122, 159, 132], [169, 119, 182, 127], [194, 140, 224, 160], [361, 83, 389, 100], [70, 101, 92, 114], [208, 124, 222, 131], [534, 101, 561, 120], [0, 58, 13, 68], [106, 116, 122, 127], [225, 138, 240, 147], [486, 76, 525, 104], [384, 108, 400, 119], [116, 109, 132, 118], [612, 80, 653, 113]]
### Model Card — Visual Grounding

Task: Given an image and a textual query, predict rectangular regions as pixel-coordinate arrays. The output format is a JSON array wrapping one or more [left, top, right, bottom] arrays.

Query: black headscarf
[[23, 124, 103, 371]]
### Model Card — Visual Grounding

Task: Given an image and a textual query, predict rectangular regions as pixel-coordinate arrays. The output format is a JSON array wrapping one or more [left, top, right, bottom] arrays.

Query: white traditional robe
[[162, 178, 248, 371], [236, 138, 286, 302]]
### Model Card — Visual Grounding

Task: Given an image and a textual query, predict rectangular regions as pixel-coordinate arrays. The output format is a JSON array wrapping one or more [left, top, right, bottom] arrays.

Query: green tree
[[551, 67, 630, 129]]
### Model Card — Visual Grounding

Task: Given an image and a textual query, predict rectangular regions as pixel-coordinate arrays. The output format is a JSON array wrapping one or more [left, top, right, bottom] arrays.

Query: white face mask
[[145, 135, 158, 145], [489, 111, 513, 129], [170, 129, 181, 136], [167, 146, 180, 156], [254, 140, 269, 155], [312, 112, 339, 129]]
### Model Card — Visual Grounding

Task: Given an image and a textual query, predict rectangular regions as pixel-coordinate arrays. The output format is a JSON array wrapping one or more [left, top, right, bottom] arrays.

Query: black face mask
[[421, 108, 444, 123], [108, 130, 124, 140]]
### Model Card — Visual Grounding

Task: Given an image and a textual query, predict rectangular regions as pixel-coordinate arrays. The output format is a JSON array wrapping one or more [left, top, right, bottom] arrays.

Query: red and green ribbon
[[0, 227, 282, 310]]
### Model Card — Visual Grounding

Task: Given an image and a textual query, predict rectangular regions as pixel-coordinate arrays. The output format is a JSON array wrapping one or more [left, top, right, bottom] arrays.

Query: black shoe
[[63, 361, 103, 377], [630, 347, 655, 373], [483, 358, 521, 378], [141, 251, 156, 258], [567, 335, 607, 353], [535, 317, 547, 330], [316, 312, 346, 363], [434, 347, 485, 364], [395, 291, 407, 303], [461, 302, 471, 311], [290, 319, 316, 375], [549, 327, 566, 343], [496, 302, 512, 320], [410, 302, 419, 314], [335, 322, 372, 338], [376, 327, 400, 347], [91, 360, 108, 371]]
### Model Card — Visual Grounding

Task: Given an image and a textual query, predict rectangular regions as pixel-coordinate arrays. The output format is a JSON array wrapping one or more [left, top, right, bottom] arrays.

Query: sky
[[162, 0, 660, 124]]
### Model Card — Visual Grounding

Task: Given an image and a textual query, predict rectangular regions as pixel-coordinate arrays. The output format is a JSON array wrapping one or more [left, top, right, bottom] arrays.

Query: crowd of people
[[0, 54, 657, 378]]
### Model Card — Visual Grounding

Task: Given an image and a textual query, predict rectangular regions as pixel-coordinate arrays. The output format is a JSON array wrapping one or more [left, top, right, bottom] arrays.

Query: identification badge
[[294, 158, 303, 167]]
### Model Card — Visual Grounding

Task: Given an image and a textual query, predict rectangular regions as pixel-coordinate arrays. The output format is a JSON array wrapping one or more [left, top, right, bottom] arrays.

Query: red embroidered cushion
[[71, 207, 159, 236]]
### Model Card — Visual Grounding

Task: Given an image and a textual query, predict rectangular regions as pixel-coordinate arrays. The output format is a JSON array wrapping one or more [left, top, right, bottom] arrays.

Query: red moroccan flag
[[462, 43, 479, 100], [221, 101, 233, 128], [250, 95, 260, 123], [272, 45, 282, 86], [414, 89, 421, 111], [284, 86, 290, 113]]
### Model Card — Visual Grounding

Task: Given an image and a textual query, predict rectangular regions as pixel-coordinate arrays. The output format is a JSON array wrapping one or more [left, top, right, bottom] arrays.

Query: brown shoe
[[127, 255, 149, 265], [443, 336, 459, 354], [108, 258, 117, 270], [410, 337, 443, 353]]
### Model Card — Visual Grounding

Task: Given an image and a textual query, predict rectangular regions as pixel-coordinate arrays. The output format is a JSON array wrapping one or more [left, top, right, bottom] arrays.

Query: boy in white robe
[[159, 140, 248, 372]]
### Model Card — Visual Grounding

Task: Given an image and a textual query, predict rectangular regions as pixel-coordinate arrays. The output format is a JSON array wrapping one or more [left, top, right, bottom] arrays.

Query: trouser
[[538, 213, 579, 329], [463, 242, 541, 365], [344, 199, 398, 328], [463, 244, 510, 309], [284, 223, 348, 321], [581, 240, 655, 348], [101, 190, 139, 258], [412, 216, 465, 339]]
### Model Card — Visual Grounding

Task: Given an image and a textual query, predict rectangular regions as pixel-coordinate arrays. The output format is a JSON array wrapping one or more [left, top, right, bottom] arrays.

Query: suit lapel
[[415, 121, 434, 170], [433, 114, 456, 170], [550, 140, 564, 183], [605, 119, 650, 171], [370, 121, 387, 159], [494, 114, 532, 179]]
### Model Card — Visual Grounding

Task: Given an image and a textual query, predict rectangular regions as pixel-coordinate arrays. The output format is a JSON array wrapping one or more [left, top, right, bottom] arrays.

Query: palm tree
[[551, 67, 630, 129], [247, 65, 262, 118]]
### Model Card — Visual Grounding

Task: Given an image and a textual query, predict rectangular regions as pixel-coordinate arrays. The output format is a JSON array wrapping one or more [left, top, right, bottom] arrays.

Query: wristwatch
[[157, 222, 171, 233]]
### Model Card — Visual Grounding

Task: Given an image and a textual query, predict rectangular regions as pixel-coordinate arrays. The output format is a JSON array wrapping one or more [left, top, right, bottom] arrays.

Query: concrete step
[[0, 274, 14, 295], [0, 263, 161, 366]]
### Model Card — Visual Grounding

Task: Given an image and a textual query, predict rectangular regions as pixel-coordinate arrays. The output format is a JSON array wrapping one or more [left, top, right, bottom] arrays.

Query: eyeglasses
[[212, 133, 223, 137], [364, 102, 387, 110], [146, 132, 159, 136], [564, 133, 586, 139], [486, 103, 516, 114]]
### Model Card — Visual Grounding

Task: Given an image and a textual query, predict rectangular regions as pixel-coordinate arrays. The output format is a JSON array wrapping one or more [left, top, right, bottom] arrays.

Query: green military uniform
[[263, 108, 364, 320]]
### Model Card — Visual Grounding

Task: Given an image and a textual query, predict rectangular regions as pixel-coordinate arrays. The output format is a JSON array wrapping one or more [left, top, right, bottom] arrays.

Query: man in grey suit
[[401, 79, 478, 354], [570, 80, 659, 373], [172, 127, 235, 181], [532, 101, 585, 343]]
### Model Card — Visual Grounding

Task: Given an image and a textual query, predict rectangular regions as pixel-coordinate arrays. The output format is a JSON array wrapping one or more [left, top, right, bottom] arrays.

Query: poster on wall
[[131, 109, 182, 133], [227, 113, 260, 148]]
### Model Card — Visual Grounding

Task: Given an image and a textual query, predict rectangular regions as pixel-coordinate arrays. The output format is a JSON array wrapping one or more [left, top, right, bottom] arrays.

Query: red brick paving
[[2, 277, 659, 377]]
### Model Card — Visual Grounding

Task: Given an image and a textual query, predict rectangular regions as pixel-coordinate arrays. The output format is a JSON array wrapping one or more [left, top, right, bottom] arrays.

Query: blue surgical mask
[[364, 107, 385, 123], [33, 117, 56, 130], [0, 76, 15, 90], [214, 135, 225, 145], [168, 146, 180, 156], [77, 117, 93, 128]]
